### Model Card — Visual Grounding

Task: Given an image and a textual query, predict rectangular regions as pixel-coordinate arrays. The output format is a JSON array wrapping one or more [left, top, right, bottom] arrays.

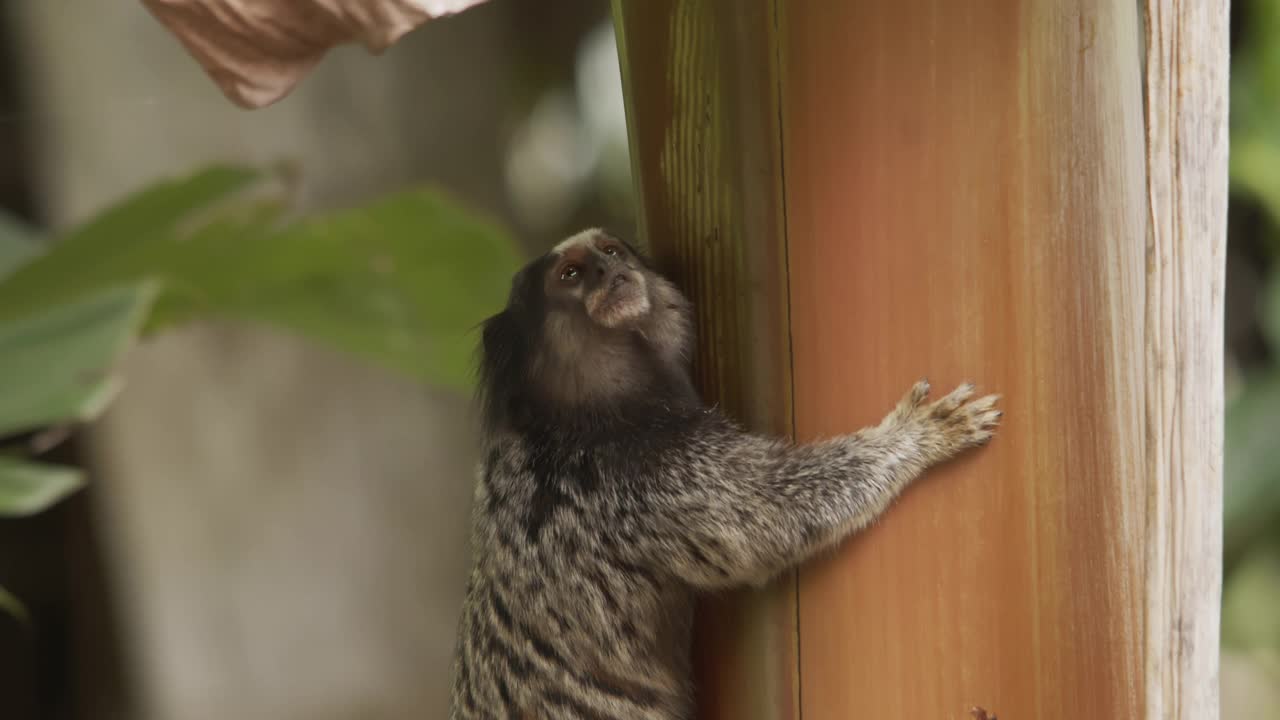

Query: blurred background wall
[[0, 1, 1278, 719], [0, 2, 633, 719]]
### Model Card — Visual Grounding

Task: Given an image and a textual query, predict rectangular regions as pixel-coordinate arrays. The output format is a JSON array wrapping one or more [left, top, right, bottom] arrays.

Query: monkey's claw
[[888, 378, 932, 423], [889, 379, 1002, 460], [908, 378, 931, 407], [939, 386, 1002, 451], [931, 382, 976, 417]]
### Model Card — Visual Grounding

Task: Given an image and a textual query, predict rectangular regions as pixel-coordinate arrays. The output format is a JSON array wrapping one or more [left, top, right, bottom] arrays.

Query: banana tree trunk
[[612, 1, 1227, 718]]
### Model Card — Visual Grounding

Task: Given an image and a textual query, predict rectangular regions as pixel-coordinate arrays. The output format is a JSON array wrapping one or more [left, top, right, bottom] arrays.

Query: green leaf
[[0, 211, 40, 281], [0, 283, 158, 435], [0, 456, 85, 517], [0, 166, 262, 324], [0, 165, 522, 391], [1224, 370, 1280, 561], [203, 190, 522, 389], [0, 585, 30, 624]]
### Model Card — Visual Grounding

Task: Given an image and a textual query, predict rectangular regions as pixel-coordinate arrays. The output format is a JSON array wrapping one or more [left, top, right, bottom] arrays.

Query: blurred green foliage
[[1233, 0, 1280, 246], [0, 167, 521, 390], [0, 585, 27, 625], [0, 166, 522, 611], [0, 283, 157, 440], [1225, 0, 1280, 711]]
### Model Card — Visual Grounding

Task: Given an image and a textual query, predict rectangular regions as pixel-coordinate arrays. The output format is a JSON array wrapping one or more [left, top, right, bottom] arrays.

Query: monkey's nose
[[610, 273, 629, 289]]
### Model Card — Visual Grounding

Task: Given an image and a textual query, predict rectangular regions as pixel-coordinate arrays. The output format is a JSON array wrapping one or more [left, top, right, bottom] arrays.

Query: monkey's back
[[449, 438, 699, 720]]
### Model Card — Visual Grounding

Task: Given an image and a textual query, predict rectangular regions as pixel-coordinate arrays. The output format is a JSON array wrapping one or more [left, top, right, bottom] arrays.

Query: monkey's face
[[480, 229, 695, 426], [543, 229, 651, 329]]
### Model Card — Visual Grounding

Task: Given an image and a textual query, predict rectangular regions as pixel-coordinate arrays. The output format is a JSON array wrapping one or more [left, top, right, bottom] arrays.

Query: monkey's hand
[[878, 379, 1001, 466]]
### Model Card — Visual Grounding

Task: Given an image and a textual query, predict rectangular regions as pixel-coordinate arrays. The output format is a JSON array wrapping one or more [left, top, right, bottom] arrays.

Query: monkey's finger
[[903, 378, 931, 408], [885, 379, 932, 426], [967, 394, 1001, 414], [931, 382, 976, 416]]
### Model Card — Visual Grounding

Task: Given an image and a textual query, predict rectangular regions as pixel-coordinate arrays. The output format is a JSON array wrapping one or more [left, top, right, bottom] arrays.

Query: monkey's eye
[[559, 264, 582, 282], [601, 244, 621, 257]]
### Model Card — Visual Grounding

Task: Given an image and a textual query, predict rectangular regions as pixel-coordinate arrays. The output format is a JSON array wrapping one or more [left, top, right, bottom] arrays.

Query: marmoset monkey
[[450, 229, 1001, 719]]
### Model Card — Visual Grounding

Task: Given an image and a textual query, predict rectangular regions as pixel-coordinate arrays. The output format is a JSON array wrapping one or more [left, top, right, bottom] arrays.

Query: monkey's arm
[[619, 380, 999, 590]]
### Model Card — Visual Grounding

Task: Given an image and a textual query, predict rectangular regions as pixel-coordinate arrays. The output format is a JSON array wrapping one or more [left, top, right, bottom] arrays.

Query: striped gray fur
[[450, 230, 1000, 719]]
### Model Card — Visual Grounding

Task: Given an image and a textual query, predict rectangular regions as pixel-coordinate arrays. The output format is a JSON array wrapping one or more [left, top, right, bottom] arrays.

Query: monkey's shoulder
[[471, 409, 735, 541], [482, 407, 731, 484]]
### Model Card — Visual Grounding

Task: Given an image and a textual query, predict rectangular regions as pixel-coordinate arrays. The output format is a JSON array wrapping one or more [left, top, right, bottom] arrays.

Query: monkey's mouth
[[587, 271, 650, 328]]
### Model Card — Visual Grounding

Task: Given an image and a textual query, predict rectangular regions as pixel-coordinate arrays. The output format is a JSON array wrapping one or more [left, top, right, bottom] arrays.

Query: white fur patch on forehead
[[552, 228, 606, 255]]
